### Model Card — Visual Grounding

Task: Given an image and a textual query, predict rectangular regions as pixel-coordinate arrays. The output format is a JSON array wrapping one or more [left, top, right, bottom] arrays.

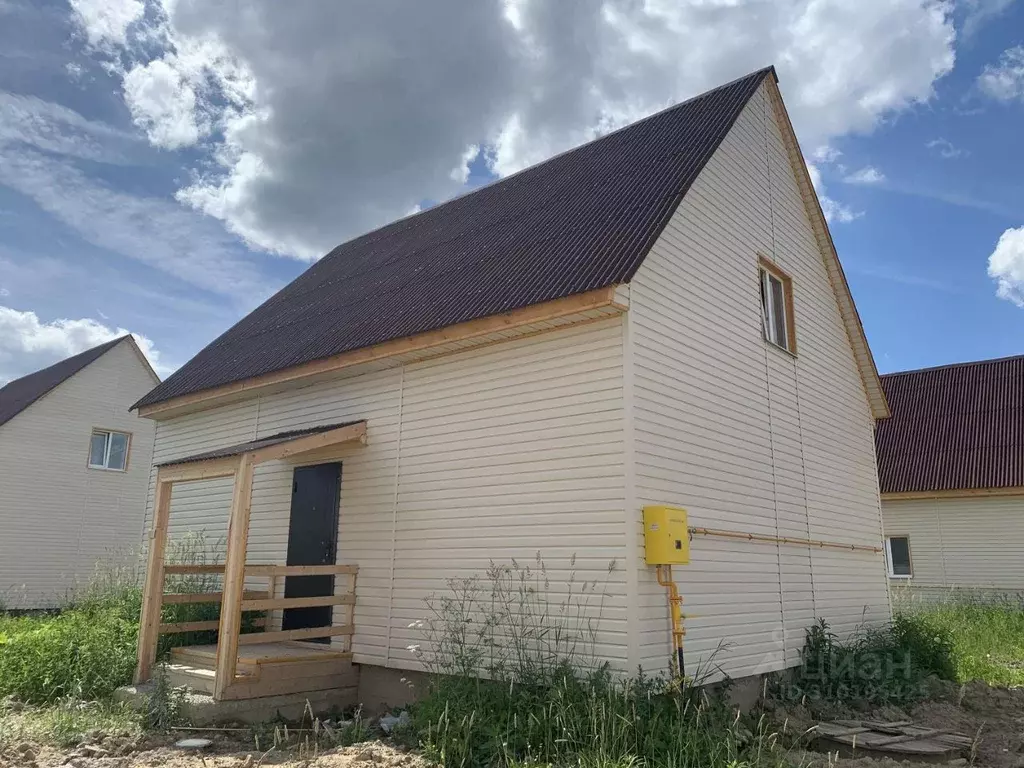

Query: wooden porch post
[[134, 479, 173, 684], [213, 453, 254, 700]]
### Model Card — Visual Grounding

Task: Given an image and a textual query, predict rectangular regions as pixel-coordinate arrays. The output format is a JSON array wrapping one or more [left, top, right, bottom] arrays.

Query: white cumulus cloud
[[123, 58, 205, 149], [844, 166, 886, 184], [69, 0, 144, 48], [68, 0, 956, 261], [0, 305, 167, 383], [978, 45, 1024, 102], [988, 226, 1024, 307]]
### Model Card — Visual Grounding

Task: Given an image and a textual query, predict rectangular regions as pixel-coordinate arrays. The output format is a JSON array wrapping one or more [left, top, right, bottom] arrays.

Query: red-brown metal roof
[[135, 68, 773, 410], [876, 355, 1024, 493]]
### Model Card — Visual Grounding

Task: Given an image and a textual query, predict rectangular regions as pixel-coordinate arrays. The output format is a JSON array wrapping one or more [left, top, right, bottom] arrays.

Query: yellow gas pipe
[[656, 564, 686, 678]]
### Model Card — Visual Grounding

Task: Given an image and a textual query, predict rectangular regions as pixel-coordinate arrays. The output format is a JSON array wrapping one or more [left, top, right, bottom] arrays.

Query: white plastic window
[[760, 268, 790, 351], [886, 536, 912, 578], [88, 430, 130, 471]]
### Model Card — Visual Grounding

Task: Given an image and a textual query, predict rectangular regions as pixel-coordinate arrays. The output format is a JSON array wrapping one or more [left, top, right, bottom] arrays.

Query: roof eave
[[135, 285, 628, 420]]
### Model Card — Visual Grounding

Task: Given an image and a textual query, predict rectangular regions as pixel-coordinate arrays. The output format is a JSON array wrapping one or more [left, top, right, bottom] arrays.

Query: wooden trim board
[[163, 590, 268, 605], [882, 486, 1024, 501], [244, 564, 358, 577], [157, 456, 241, 483], [763, 78, 889, 419], [249, 421, 367, 464], [240, 594, 354, 612], [213, 453, 255, 699], [238, 625, 355, 645], [134, 480, 172, 684], [137, 286, 623, 419]]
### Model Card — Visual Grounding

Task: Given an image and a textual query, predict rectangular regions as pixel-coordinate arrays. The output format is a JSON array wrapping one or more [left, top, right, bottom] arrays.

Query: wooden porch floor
[[166, 641, 356, 700]]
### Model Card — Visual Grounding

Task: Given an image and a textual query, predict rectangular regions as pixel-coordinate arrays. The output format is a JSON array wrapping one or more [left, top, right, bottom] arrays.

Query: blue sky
[[0, 0, 1021, 383]]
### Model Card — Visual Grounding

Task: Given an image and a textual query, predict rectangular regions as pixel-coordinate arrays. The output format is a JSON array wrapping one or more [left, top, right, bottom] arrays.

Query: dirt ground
[[2, 681, 1021, 768], [0, 736, 429, 768], [783, 680, 1024, 768]]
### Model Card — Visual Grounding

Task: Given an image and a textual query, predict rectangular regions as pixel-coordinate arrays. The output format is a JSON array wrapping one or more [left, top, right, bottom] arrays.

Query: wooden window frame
[[87, 428, 133, 472], [885, 535, 913, 579], [757, 255, 797, 356]]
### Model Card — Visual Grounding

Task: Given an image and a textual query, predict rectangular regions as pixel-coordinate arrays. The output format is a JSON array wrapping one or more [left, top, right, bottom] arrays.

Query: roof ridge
[[325, 66, 776, 254], [882, 352, 1024, 378]]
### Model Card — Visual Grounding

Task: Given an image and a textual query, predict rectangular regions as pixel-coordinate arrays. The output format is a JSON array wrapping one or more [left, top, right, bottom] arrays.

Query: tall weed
[[776, 616, 955, 708], [408, 555, 789, 768]]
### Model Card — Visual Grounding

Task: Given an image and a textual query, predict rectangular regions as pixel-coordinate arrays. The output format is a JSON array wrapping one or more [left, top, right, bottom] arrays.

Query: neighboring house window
[[89, 430, 130, 471], [886, 536, 912, 578], [758, 257, 796, 353]]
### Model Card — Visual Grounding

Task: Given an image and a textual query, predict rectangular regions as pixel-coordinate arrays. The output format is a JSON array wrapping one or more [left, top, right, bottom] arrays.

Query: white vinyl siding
[[142, 320, 628, 670], [882, 496, 1024, 597], [0, 341, 157, 608], [628, 81, 889, 679]]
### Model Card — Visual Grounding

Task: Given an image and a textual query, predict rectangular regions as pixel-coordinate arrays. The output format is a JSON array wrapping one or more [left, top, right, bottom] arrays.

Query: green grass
[[0, 533, 232, 706], [0, 602, 139, 703], [894, 595, 1024, 687]]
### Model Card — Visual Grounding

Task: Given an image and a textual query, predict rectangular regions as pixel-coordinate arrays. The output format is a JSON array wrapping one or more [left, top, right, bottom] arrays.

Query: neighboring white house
[[0, 336, 159, 608], [130, 67, 892, 699], [877, 355, 1024, 600]]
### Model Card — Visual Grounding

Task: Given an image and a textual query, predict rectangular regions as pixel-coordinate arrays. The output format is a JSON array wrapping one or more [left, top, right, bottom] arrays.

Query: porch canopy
[[136, 419, 367, 699]]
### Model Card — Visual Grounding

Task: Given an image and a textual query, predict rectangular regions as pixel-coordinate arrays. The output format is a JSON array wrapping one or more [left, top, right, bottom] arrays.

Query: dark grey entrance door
[[282, 462, 341, 641]]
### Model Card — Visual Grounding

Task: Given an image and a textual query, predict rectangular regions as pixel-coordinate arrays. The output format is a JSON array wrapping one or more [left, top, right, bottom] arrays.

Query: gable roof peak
[[0, 335, 130, 429], [136, 66, 774, 411]]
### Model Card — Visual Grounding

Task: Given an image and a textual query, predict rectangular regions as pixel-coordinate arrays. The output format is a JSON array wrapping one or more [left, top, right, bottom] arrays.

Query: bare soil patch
[[3, 682, 1021, 768], [778, 681, 1024, 768], [1, 735, 427, 768]]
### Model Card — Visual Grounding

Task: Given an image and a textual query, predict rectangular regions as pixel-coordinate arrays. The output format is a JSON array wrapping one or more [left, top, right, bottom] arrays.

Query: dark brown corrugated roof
[[876, 355, 1024, 493], [157, 420, 365, 465], [135, 67, 774, 410], [0, 336, 128, 430]]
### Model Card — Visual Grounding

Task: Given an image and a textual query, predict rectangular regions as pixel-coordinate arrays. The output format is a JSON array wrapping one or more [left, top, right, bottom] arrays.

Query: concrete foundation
[[115, 662, 769, 725], [356, 664, 428, 714]]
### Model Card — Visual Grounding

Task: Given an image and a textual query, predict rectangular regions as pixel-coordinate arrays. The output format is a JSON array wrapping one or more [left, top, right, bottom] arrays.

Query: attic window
[[89, 430, 130, 471], [758, 256, 796, 354]]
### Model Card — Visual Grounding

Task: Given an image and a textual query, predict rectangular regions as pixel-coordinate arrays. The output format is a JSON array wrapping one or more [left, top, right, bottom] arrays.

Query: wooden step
[[163, 663, 219, 694], [164, 641, 355, 700]]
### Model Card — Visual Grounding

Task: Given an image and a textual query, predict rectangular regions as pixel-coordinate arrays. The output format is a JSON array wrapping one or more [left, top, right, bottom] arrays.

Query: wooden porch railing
[[136, 436, 367, 700], [136, 561, 357, 698]]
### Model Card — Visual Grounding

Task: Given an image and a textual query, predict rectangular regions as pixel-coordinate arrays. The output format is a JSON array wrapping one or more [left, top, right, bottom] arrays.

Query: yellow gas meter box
[[643, 506, 690, 565]]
